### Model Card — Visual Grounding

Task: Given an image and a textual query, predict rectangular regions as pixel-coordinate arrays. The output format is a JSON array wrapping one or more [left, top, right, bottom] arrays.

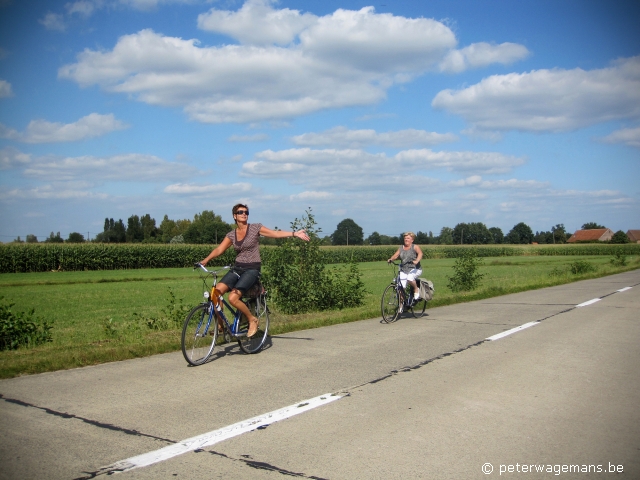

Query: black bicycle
[[381, 261, 427, 323], [181, 263, 269, 366]]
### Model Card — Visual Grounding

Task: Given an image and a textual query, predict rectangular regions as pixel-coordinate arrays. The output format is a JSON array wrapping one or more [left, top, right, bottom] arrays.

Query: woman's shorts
[[220, 268, 261, 294], [399, 268, 422, 288]]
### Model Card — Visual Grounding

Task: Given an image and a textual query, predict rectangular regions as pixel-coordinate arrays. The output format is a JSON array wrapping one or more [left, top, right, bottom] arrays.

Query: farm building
[[627, 230, 640, 243], [567, 228, 614, 243]]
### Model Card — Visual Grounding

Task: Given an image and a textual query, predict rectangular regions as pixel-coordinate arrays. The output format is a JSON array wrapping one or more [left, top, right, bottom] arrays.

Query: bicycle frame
[[389, 261, 410, 305], [182, 263, 270, 365], [196, 264, 249, 338]]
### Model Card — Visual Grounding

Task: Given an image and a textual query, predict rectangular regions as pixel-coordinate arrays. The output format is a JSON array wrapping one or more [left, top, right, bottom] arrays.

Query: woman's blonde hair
[[403, 232, 416, 240]]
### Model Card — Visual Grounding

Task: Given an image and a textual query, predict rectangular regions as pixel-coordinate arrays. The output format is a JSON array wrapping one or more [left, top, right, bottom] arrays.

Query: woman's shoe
[[247, 318, 259, 337]]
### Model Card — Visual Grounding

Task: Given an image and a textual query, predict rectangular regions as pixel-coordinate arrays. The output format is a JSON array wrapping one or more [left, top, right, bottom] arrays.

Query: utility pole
[[461, 228, 463, 245]]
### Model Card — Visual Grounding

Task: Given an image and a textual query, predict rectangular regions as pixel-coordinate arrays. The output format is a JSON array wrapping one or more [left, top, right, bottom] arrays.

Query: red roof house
[[627, 230, 640, 243], [567, 228, 614, 243]]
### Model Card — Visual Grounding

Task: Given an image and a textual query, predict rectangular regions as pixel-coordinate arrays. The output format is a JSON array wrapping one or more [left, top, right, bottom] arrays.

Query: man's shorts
[[220, 268, 261, 294], [399, 268, 422, 288]]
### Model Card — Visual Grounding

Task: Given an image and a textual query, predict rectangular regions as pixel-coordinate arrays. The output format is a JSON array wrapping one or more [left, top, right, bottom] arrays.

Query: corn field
[[0, 243, 638, 273]]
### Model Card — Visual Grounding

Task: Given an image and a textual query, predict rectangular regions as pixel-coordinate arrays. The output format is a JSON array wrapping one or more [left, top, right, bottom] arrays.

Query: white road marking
[[576, 298, 601, 307], [98, 393, 344, 474], [486, 321, 539, 341], [617, 287, 632, 292]]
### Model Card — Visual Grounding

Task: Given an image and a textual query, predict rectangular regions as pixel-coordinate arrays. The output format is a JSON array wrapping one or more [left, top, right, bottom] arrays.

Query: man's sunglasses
[[235, 210, 249, 215]]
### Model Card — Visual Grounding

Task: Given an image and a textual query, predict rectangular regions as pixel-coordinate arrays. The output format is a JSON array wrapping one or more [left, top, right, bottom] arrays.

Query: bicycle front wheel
[[238, 294, 270, 354], [181, 303, 217, 366], [381, 283, 400, 323]]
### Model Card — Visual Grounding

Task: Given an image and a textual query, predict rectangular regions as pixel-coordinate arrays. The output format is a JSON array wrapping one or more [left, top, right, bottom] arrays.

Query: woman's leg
[[215, 283, 229, 333], [407, 269, 422, 300], [228, 289, 259, 336]]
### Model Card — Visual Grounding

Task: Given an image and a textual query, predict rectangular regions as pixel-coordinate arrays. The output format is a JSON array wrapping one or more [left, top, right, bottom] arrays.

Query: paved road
[[1, 270, 639, 479]]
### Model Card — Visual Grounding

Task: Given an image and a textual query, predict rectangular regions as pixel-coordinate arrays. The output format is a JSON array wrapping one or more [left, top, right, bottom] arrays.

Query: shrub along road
[[1, 270, 639, 479]]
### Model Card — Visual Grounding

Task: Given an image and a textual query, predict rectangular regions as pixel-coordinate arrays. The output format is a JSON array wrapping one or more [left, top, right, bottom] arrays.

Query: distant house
[[627, 230, 640, 243], [567, 228, 614, 243]]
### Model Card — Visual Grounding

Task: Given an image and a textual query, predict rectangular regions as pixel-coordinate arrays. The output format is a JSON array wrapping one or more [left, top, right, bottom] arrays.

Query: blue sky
[[1, 0, 639, 242]]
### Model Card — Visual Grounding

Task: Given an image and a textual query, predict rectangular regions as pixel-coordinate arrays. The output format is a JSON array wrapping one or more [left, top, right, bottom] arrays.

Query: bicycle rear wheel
[[411, 297, 427, 317], [181, 303, 217, 366], [238, 294, 269, 354], [381, 283, 400, 323]]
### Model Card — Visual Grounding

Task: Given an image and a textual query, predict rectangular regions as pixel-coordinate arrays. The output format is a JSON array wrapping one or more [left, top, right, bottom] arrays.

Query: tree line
[[12, 214, 630, 245], [330, 220, 631, 245]]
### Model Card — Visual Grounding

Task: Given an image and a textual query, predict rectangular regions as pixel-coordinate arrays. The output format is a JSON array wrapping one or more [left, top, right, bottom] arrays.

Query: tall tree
[[67, 232, 85, 243], [452, 222, 493, 244], [581, 222, 606, 230], [610, 230, 630, 244], [331, 218, 364, 245], [439, 227, 453, 245], [112, 219, 126, 242], [140, 214, 158, 242], [126, 215, 144, 242], [159, 215, 177, 243], [183, 210, 232, 244], [44, 232, 63, 243], [489, 227, 504, 244], [505, 222, 534, 244], [551, 224, 567, 243], [367, 231, 382, 245]]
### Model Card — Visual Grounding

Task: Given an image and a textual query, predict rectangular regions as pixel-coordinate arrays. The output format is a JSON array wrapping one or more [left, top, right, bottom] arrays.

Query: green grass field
[[1, 255, 638, 378]]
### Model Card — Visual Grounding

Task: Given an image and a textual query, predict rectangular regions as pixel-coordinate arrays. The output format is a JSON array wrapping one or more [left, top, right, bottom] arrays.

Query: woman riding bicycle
[[387, 232, 423, 305], [200, 203, 310, 337]]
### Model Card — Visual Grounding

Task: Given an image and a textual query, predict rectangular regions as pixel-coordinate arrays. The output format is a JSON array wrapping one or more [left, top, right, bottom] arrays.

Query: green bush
[[132, 287, 190, 331], [548, 266, 567, 277], [609, 251, 628, 267], [568, 260, 597, 275], [263, 209, 366, 314], [447, 249, 485, 292], [0, 297, 53, 350]]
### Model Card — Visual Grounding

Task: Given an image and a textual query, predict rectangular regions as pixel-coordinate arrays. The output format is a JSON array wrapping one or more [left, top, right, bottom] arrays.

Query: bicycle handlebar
[[193, 263, 231, 274]]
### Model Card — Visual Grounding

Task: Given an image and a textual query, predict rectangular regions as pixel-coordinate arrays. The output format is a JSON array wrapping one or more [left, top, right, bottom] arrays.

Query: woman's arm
[[260, 226, 310, 242], [200, 237, 233, 266], [413, 244, 423, 264], [387, 248, 401, 263]]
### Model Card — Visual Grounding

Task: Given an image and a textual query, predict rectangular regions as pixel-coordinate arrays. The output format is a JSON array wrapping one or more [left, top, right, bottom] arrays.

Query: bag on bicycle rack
[[243, 281, 265, 299], [417, 278, 434, 301]]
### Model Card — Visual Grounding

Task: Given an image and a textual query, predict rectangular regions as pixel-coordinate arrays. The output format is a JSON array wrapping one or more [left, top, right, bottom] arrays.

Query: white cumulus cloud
[[39, 12, 67, 31], [241, 147, 524, 192], [599, 126, 640, 148], [0, 147, 31, 170], [439, 42, 530, 73], [0, 79, 13, 98], [23, 152, 198, 182], [59, 2, 527, 124], [0, 113, 128, 143], [164, 182, 253, 197], [198, 0, 317, 45], [228, 133, 270, 142], [291, 126, 458, 148], [432, 56, 640, 132]]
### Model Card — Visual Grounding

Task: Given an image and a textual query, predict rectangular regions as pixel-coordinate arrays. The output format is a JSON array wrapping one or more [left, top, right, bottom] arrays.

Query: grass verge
[[1, 255, 638, 378]]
